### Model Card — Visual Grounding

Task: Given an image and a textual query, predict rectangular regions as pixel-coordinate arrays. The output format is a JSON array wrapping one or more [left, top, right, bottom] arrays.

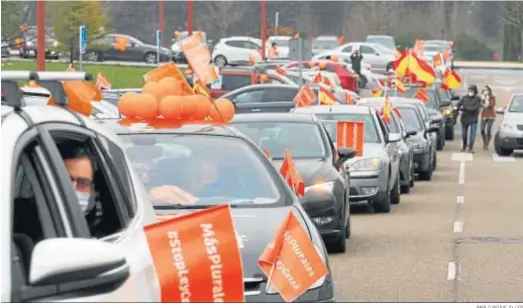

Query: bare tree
[[292, 2, 317, 36], [199, 2, 246, 37]]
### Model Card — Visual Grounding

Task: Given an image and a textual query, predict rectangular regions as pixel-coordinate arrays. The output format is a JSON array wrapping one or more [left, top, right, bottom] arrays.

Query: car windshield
[[396, 107, 422, 131], [393, 88, 438, 109], [119, 133, 280, 207], [372, 43, 394, 54], [313, 40, 339, 49], [424, 45, 445, 53], [314, 113, 381, 143], [508, 96, 523, 113], [229, 121, 327, 159], [367, 37, 395, 50], [270, 39, 290, 47]]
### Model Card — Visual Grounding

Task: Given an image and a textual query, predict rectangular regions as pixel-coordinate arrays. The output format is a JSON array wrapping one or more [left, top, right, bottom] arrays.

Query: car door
[[211, 74, 252, 97], [225, 40, 247, 62], [359, 45, 381, 69], [375, 111, 400, 184], [243, 41, 262, 62], [126, 37, 146, 62]]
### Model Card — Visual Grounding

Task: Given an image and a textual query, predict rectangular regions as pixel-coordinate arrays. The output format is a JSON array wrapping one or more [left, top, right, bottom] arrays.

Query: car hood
[[156, 206, 311, 280], [344, 143, 385, 165], [427, 108, 442, 116], [271, 158, 333, 186], [503, 112, 523, 124]]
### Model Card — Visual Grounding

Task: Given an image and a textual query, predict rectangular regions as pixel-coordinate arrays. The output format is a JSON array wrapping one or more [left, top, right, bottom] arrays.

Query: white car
[[422, 44, 451, 69], [212, 36, 263, 67], [265, 36, 292, 58], [334, 42, 395, 73], [311, 51, 373, 88], [2, 71, 160, 302]]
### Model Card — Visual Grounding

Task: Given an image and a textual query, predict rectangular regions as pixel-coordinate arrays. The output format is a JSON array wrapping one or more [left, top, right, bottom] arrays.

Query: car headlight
[[348, 157, 380, 172], [443, 108, 452, 116], [265, 245, 327, 294], [172, 44, 181, 52], [412, 142, 427, 152], [502, 122, 517, 131], [304, 181, 334, 193]]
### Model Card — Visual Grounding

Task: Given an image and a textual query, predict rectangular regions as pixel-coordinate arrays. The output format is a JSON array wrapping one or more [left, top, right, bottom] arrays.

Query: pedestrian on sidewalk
[[456, 84, 482, 153], [480, 85, 496, 150]]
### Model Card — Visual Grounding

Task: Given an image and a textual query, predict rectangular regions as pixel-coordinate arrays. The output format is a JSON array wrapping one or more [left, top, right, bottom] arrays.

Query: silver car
[[292, 105, 402, 213], [494, 93, 523, 156], [334, 42, 395, 73]]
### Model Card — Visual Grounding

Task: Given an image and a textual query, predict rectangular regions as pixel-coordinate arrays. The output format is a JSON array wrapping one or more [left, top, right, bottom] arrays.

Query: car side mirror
[[388, 133, 401, 143], [335, 147, 357, 169], [426, 126, 440, 134], [451, 94, 460, 101], [495, 107, 505, 115], [405, 130, 418, 138], [29, 238, 129, 287], [430, 118, 441, 125], [302, 189, 336, 216], [375, 52, 380, 56], [441, 99, 451, 107]]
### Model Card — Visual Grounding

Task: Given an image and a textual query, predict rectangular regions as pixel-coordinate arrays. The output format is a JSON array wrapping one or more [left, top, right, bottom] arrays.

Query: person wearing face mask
[[479, 85, 496, 150], [456, 85, 482, 153]]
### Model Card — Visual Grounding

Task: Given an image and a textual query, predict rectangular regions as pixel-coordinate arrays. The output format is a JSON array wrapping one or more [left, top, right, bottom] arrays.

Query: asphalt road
[[329, 69, 523, 302]]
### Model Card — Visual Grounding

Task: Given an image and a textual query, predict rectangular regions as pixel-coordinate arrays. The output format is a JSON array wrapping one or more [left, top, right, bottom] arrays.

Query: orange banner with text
[[336, 121, 365, 157]]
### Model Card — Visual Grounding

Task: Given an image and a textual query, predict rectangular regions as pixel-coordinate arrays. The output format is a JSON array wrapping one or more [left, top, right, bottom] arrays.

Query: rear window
[[120, 133, 281, 207]]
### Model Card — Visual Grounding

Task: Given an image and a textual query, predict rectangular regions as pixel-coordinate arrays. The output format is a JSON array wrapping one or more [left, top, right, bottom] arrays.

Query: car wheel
[[400, 170, 411, 194], [144, 52, 157, 64], [409, 165, 415, 187], [358, 75, 367, 88], [345, 215, 351, 239], [437, 133, 445, 151], [390, 175, 401, 204], [86, 51, 102, 62], [373, 176, 391, 213], [329, 232, 347, 253], [214, 55, 227, 67], [418, 159, 433, 181], [494, 133, 514, 156], [432, 151, 437, 170], [445, 125, 455, 140]]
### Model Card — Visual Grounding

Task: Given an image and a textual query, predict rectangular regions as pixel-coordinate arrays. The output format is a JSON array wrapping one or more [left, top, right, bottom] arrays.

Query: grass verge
[[1, 59, 153, 88]]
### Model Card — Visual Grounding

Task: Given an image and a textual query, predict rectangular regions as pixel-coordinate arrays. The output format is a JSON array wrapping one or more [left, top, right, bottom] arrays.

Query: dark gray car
[[85, 34, 171, 64]]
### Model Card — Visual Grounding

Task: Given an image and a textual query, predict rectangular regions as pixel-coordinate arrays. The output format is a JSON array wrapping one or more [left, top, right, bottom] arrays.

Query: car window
[[266, 77, 284, 84], [233, 89, 265, 104], [222, 75, 251, 91], [243, 41, 260, 50], [315, 113, 381, 143], [120, 134, 281, 207], [360, 45, 376, 54], [341, 44, 353, 53], [269, 39, 290, 47], [225, 41, 245, 48], [396, 107, 423, 131], [230, 121, 327, 159], [385, 113, 401, 133], [263, 88, 298, 102], [508, 96, 523, 112], [325, 64, 338, 73], [313, 40, 339, 49]]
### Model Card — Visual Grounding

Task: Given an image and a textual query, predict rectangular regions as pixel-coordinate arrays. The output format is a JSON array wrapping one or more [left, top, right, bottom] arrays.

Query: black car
[[18, 26, 60, 60], [394, 103, 439, 181], [392, 86, 447, 151], [434, 82, 460, 140], [221, 84, 348, 114], [229, 113, 356, 253], [98, 119, 336, 302], [84, 34, 172, 64]]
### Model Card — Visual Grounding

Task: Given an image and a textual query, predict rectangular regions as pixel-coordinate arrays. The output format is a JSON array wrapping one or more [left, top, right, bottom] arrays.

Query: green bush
[[454, 33, 494, 61], [395, 32, 434, 49]]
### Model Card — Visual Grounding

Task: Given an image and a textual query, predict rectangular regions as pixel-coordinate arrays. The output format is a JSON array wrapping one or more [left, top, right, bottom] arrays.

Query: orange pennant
[[293, 84, 317, 108], [336, 121, 364, 156], [144, 205, 245, 302], [180, 34, 215, 84], [258, 210, 328, 302], [280, 149, 305, 197], [344, 92, 355, 104]]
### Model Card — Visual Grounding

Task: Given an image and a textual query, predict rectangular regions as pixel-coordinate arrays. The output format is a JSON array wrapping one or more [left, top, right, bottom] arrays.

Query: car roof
[[293, 104, 373, 114], [360, 97, 422, 105], [230, 112, 316, 123], [95, 118, 244, 137], [314, 36, 338, 40], [268, 36, 291, 40], [230, 84, 299, 91]]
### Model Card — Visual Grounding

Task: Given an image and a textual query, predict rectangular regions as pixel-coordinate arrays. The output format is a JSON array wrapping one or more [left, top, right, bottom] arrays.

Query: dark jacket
[[457, 95, 481, 125], [350, 53, 363, 73]]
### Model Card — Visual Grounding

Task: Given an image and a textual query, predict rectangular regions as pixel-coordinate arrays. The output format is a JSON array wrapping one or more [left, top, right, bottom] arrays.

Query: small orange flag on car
[[293, 84, 317, 108], [258, 210, 328, 302], [279, 149, 305, 197], [144, 205, 245, 302]]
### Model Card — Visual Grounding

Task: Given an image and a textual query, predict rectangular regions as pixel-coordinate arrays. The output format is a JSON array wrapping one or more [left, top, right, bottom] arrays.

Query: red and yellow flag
[[344, 92, 355, 104], [371, 88, 383, 97], [440, 68, 462, 90], [392, 50, 436, 86], [382, 96, 392, 124], [414, 88, 429, 103], [318, 88, 337, 105]]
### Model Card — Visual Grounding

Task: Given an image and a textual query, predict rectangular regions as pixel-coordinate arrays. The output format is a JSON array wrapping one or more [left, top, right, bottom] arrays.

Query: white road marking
[[492, 153, 516, 162], [458, 161, 466, 184], [447, 261, 458, 280], [453, 221, 464, 233], [451, 152, 474, 162], [495, 79, 517, 85], [457, 196, 465, 206]]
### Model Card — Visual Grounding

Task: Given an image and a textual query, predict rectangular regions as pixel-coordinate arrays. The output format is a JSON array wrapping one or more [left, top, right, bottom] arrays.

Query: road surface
[[329, 68, 523, 302]]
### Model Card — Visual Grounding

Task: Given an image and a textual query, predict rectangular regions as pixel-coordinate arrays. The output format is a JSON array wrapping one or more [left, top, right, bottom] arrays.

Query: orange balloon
[[259, 74, 269, 83], [134, 93, 158, 119], [159, 77, 183, 96], [330, 55, 339, 62], [191, 96, 212, 120], [159, 95, 185, 120], [142, 81, 165, 103], [319, 62, 327, 70], [118, 92, 140, 118], [209, 98, 235, 122]]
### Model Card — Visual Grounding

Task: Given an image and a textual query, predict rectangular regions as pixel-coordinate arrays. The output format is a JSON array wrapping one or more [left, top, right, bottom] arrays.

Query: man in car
[[456, 85, 482, 153], [269, 42, 279, 58]]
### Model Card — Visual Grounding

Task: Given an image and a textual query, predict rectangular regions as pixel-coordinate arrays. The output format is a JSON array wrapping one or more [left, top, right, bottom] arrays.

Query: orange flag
[[293, 84, 317, 108], [344, 92, 355, 104], [414, 88, 429, 103], [336, 121, 364, 157], [95, 72, 111, 90], [248, 53, 256, 65], [263, 148, 272, 160], [180, 34, 216, 84], [114, 36, 129, 51], [433, 53, 442, 67], [275, 65, 287, 76], [144, 205, 245, 302], [258, 210, 328, 302], [52, 81, 96, 116], [280, 149, 305, 197], [143, 62, 193, 94]]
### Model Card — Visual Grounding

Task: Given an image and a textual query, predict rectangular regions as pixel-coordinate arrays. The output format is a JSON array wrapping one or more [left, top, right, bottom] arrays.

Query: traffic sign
[[289, 39, 312, 62], [79, 25, 87, 54]]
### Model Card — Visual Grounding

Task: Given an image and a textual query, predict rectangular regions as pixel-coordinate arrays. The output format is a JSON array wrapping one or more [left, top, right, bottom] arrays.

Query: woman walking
[[480, 85, 496, 150]]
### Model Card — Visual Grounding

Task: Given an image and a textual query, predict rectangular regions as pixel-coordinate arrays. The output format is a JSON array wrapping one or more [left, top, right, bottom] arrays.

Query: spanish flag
[[440, 68, 461, 90], [414, 88, 429, 103], [393, 50, 436, 86], [318, 88, 337, 105], [433, 53, 442, 67], [192, 80, 210, 98], [394, 78, 406, 94], [371, 88, 383, 97], [382, 96, 392, 124]]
